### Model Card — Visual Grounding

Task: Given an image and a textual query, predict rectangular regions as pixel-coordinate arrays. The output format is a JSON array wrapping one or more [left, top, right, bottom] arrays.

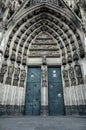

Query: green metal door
[[48, 67, 64, 115], [25, 67, 41, 115]]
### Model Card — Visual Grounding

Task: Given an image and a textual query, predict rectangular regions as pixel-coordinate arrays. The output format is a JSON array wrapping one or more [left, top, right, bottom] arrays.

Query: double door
[[25, 66, 64, 115]]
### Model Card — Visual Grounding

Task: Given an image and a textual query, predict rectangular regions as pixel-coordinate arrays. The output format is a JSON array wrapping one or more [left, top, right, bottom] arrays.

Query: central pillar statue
[[41, 56, 48, 115]]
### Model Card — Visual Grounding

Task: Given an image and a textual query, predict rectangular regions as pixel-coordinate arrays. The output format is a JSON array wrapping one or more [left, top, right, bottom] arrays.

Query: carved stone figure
[[19, 69, 26, 87], [62, 56, 66, 65], [0, 0, 6, 21], [67, 53, 72, 63], [62, 66, 70, 87], [13, 67, 20, 86], [6, 63, 14, 85], [73, 50, 79, 61], [69, 65, 76, 86], [79, 45, 85, 58], [8, 63, 14, 75], [0, 62, 7, 74], [10, 51, 16, 61], [66, 45, 71, 53], [17, 53, 21, 63], [0, 61, 7, 83], [62, 48, 65, 56], [74, 61, 84, 85], [22, 56, 27, 65], [4, 47, 9, 58]]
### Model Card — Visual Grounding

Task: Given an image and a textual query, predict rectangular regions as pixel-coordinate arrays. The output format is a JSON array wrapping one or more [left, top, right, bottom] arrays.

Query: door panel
[[48, 67, 64, 115], [25, 67, 41, 115]]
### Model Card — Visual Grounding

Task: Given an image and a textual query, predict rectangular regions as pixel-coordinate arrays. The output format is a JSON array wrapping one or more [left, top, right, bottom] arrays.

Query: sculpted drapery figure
[[74, 61, 84, 85], [69, 64, 76, 86], [62, 66, 70, 87]]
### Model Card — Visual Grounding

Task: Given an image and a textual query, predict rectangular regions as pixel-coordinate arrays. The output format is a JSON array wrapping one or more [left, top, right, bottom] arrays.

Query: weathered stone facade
[[0, 0, 86, 115]]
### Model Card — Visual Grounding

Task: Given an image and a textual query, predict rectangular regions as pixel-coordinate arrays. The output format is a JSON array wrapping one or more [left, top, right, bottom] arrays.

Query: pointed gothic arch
[[0, 0, 86, 116]]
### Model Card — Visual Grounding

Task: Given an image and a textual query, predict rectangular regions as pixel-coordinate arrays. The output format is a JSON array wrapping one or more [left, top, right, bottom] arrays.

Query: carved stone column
[[41, 56, 48, 115]]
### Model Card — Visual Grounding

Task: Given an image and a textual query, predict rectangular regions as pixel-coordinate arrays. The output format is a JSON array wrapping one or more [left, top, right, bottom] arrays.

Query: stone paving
[[0, 116, 86, 130]]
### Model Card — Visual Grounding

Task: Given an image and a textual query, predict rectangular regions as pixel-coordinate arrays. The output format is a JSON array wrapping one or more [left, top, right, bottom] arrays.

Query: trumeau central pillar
[[41, 56, 48, 115]]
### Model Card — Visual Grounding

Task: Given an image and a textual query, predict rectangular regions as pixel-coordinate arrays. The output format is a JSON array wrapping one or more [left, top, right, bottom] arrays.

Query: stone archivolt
[[0, 1, 85, 87]]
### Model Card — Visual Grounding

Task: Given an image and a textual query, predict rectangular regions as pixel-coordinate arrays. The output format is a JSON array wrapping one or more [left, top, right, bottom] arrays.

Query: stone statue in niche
[[69, 64, 76, 86], [67, 53, 72, 63], [62, 66, 70, 87], [66, 45, 71, 53], [79, 45, 85, 58], [8, 63, 14, 76], [4, 47, 9, 58], [12, 44, 17, 51], [62, 56, 66, 65], [17, 53, 21, 63], [6, 63, 14, 85], [13, 67, 20, 86], [0, 61, 7, 83], [74, 61, 84, 85], [73, 50, 79, 61], [19, 69, 26, 87], [72, 43, 76, 51], [0, 62, 7, 74], [0, 0, 6, 21], [62, 48, 65, 56], [10, 51, 16, 61], [22, 56, 27, 65], [18, 46, 22, 53]]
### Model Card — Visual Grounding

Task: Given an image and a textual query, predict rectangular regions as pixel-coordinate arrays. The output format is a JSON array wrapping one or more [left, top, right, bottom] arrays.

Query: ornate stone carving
[[62, 56, 66, 65], [4, 47, 9, 58], [62, 66, 70, 87], [67, 53, 72, 63], [0, 61, 7, 83], [79, 45, 85, 58], [74, 61, 84, 85], [62, 48, 65, 56], [8, 0, 24, 17], [69, 65, 76, 86], [29, 50, 60, 57], [66, 45, 71, 53], [18, 46, 22, 53], [73, 50, 79, 61], [13, 67, 20, 86], [19, 69, 26, 87], [10, 51, 16, 61], [22, 56, 27, 65], [42, 65, 47, 87], [6, 63, 14, 85], [0, 0, 6, 21], [17, 53, 21, 63], [25, 0, 61, 8], [12, 44, 17, 51], [72, 43, 76, 51]]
